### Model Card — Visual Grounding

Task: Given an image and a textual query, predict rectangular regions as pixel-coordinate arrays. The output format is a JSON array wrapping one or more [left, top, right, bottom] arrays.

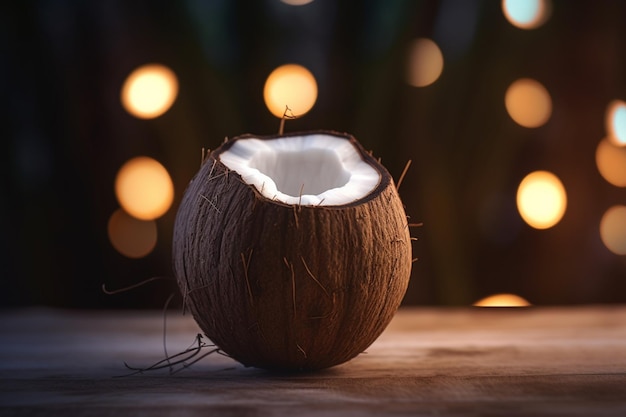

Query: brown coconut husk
[[172, 131, 412, 371]]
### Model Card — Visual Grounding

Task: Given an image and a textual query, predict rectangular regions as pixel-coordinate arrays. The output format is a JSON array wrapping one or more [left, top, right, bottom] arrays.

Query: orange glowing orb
[[600, 206, 626, 255], [596, 139, 626, 187], [115, 156, 174, 220], [108, 208, 158, 258], [505, 78, 552, 128], [516, 171, 567, 229], [474, 293, 531, 307], [280, 0, 314, 4], [263, 64, 318, 118], [406, 38, 444, 88], [121, 64, 178, 119]]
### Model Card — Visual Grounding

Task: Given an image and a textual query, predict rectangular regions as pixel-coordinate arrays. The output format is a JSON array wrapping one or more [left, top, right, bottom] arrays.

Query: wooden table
[[1, 306, 625, 416]]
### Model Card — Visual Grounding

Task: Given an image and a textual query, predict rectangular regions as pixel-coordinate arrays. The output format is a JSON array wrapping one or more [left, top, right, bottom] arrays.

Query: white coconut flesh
[[219, 134, 380, 206]]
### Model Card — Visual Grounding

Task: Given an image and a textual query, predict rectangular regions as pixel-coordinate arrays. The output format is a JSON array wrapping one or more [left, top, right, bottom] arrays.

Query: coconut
[[172, 131, 412, 371]]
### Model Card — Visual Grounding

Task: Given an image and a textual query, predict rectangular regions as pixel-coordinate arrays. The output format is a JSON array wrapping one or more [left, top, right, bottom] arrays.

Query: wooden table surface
[[1, 306, 625, 416]]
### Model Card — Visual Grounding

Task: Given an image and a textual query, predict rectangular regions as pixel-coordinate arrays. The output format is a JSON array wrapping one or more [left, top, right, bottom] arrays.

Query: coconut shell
[[172, 131, 412, 371]]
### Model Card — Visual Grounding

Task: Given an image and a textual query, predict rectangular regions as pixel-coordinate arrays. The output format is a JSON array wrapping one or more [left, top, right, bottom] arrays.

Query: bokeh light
[[595, 139, 626, 187], [502, 0, 550, 29], [280, 0, 314, 5], [516, 171, 567, 229], [263, 64, 318, 118], [605, 100, 626, 146], [406, 38, 444, 88], [474, 293, 531, 307], [505, 78, 552, 128], [108, 208, 157, 259], [121, 64, 178, 119], [600, 206, 626, 255], [115, 156, 174, 220]]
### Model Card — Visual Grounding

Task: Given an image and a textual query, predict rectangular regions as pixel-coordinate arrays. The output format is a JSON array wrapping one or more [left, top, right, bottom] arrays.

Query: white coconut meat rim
[[219, 134, 381, 206]]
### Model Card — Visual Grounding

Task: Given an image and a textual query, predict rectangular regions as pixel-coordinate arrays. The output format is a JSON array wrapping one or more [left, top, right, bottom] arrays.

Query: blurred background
[[2, 0, 625, 309]]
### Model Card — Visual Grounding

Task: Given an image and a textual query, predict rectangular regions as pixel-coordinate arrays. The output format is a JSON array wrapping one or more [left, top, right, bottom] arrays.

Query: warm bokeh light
[[280, 0, 314, 5], [406, 38, 444, 88], [121, 64, 178, 119], [263, 64, 318, 118], [600, 206, 626, 255], [516, 171, 567, 229], [605, 100, 626, 146], [474, 293, 531, 307], [502, 0, 550, 29], [115, 156, 174, 220], [108, 208, 158, 258], [595, 139, 626, 187], [505, 78, 552, 128]]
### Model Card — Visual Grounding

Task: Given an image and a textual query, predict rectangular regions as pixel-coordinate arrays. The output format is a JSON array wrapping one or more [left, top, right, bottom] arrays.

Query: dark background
[[2, 0, 625, 309]]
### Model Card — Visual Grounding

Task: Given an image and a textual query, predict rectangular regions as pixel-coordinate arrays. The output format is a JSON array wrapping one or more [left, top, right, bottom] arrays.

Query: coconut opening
[[219, 134, 380, 206], [249, 148, 351, 196]]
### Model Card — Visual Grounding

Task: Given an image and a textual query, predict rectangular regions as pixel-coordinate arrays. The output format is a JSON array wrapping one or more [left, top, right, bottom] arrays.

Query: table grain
[[1, 306, 625, 416]]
